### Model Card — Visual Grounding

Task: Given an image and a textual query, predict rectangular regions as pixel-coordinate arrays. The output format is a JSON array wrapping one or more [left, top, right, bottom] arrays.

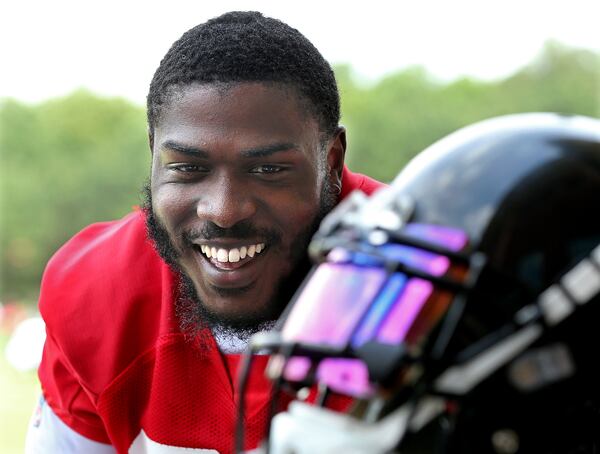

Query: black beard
[[141, 178, 338, 342]]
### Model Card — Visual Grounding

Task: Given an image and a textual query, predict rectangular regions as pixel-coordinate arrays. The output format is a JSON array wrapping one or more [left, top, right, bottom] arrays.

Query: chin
[[177, 277, 281, 335]]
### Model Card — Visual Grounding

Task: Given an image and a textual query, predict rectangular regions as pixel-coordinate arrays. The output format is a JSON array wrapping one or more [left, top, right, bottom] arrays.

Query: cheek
[[152, 185, 193, 232], [274, 196, 321, 245], [273, 174, 324, 237]]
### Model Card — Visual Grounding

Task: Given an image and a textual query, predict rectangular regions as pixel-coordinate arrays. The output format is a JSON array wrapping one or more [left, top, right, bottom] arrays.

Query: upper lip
[[191, 238, 265, 248]]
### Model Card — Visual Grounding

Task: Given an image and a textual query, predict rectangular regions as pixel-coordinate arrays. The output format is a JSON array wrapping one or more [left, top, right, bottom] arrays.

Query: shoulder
[[39, 210, 176, 393], [340, 165, 387, 198], [40, 210, 163, 311], [42, 210, 153, 273]]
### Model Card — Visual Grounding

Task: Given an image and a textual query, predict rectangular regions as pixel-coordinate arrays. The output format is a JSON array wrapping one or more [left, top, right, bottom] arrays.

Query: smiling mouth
[[194, 242, 266, 271]]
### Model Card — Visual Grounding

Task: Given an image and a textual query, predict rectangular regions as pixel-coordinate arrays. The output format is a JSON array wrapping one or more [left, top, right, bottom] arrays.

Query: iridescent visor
[[280, 263, 388, 348], [279, 224, 468, 397]]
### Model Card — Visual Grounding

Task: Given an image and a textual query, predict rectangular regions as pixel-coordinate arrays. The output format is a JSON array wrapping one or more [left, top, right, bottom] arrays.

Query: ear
[[326, 126, 347, 189]]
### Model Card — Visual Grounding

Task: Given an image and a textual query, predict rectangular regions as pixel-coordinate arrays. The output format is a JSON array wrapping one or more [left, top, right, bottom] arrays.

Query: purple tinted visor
[[281, 263, 387, 348], [280, 223, 468, 396]]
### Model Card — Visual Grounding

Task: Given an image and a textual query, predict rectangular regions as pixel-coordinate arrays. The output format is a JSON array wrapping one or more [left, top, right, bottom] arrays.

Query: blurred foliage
[[340, 41, 600, 181], [0, 41, 598, 302], [0, 90, 150, 300]]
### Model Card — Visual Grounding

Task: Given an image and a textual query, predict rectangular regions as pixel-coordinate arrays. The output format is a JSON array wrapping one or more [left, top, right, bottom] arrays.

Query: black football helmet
[[239, 113, 600, 454]]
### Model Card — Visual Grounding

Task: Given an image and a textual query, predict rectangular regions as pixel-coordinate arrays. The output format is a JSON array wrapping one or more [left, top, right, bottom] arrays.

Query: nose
[[196, 174, 258, 228]]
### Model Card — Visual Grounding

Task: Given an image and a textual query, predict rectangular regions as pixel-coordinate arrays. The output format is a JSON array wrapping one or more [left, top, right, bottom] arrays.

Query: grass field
[[0, 334, 40, 453]]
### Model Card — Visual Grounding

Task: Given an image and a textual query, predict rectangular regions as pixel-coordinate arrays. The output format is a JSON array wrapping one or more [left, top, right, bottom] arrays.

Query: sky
[[1, 0, 598, 105]]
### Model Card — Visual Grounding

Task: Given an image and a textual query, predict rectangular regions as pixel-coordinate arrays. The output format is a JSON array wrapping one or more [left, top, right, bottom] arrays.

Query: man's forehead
[[154, 82, 320, 143], [163, 81, 309, 114], [156, 81, 318, 127]]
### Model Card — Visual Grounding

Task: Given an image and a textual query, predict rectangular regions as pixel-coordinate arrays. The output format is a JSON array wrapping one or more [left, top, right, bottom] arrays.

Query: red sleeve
[[39, 332, 111, 443], [37, 210, 170, 444]]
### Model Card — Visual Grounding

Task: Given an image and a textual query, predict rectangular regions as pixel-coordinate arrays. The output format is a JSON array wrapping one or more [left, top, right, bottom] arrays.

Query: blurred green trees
[[0, 42, 598, 302], [341, 41, 599, 181], [1, 91, 150, 300]]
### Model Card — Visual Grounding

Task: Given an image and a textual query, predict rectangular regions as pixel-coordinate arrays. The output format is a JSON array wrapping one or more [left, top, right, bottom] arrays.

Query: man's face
[[148, 82, 344, 332]]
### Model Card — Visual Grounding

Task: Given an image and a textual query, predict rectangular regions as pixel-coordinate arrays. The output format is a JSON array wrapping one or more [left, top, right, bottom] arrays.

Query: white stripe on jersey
[[25, 395, 221, 453], [25, 395, 116, 454], [129, 430, 218, 453]]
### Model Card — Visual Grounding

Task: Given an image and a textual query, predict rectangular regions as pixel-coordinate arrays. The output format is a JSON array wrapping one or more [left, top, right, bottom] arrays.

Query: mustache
[[182, 219, 282, 246]]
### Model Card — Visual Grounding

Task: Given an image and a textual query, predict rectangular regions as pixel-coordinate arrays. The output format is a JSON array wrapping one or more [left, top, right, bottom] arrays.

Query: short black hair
[[147, 11, 340, 138]]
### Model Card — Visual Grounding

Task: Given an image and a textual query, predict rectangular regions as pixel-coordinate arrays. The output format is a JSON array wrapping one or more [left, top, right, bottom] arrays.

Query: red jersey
[[38, 168, 384, 453]]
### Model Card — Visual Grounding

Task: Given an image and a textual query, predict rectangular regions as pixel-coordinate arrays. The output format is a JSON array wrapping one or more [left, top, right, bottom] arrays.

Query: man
[[25, 11, 383, 454]]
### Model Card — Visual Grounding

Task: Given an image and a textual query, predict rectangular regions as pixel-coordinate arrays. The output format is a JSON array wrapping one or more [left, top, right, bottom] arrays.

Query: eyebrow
[[160, 140, 300, 159], [161, 141, 209, 158], [240, 143, 299, 158]]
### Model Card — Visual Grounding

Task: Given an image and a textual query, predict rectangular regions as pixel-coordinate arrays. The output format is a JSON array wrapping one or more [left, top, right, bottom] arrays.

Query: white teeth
[[217, 249, 228, 262], [229, 249, 240, 263], [199, 243, 266, 262]]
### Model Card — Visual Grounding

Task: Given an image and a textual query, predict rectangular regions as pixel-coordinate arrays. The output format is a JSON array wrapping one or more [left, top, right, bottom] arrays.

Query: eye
[[250, 164, 285, 174], [167, 163, 208, 174]]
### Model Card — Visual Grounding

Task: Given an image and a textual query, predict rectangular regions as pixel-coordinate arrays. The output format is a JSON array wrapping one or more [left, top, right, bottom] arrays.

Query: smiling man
[[146, 83, 341, 341], [26, 11, 383, 454]]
